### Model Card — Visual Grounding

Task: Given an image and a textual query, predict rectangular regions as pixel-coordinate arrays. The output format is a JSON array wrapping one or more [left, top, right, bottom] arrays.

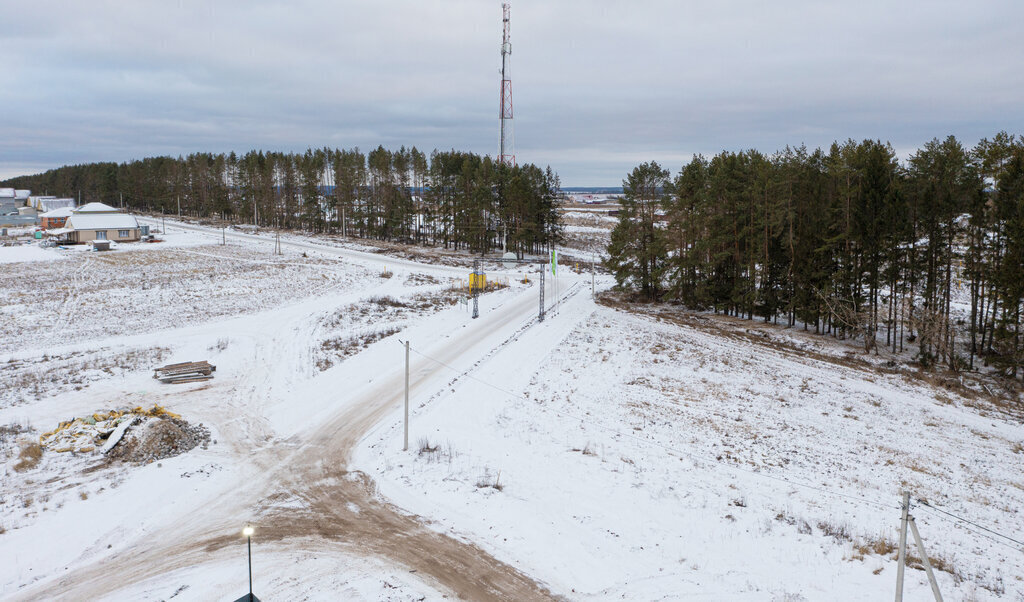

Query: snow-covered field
[[558, 209, 615, 260], [2, 219, 1022, 601], [358, 292, 1024, 600]]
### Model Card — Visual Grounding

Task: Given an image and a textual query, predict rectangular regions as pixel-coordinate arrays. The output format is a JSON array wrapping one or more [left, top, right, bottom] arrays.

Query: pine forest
[[2, 146, 562, 258], [607, 134, 1024, 379]]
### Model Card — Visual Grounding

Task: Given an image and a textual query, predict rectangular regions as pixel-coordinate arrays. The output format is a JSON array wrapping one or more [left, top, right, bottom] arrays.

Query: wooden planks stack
[[153, 360, 216, 384]]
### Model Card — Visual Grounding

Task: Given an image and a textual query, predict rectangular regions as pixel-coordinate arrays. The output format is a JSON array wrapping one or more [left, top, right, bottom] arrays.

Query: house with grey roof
[[64, 203, 141, 243]]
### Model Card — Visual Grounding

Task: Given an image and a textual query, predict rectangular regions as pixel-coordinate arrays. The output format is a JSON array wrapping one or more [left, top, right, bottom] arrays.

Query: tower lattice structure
[[499, 3, 515, 167]]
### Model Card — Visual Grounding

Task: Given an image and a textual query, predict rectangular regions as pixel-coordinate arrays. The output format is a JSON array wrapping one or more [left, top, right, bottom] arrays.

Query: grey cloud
[[1, 0, 1022, 184]]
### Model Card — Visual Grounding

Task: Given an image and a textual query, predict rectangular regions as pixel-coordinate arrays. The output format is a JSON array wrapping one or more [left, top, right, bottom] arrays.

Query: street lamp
[[243, 526, 254, 602]]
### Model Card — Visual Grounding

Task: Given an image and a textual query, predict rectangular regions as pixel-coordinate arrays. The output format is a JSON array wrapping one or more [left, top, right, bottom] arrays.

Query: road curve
[[15, 225, 576, 601]]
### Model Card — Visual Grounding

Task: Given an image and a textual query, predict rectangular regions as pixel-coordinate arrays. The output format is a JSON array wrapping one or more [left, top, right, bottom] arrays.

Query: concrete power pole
[[538, 267, 545, 322], [908, 515, 944, 601], [472, 258, 480, 319], [403, 340, 409, 451], [895, 491, 910, 602]]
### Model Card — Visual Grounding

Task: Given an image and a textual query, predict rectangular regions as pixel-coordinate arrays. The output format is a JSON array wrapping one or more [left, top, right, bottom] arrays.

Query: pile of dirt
[[38, 405, 210, 464], [106, 416, 211, 464]]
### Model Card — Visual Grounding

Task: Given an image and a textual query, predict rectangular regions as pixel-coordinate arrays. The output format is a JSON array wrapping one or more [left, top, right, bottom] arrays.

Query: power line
[[913, 498, 1024, 552]]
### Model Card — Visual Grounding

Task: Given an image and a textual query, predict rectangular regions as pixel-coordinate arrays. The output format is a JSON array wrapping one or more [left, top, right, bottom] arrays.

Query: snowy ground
[[357, 290, 1024, 601], [1, 223, 532, 600], [2, 218, 1022, 601], [557, 209, 615, 260], [0, 234, 374, 355]]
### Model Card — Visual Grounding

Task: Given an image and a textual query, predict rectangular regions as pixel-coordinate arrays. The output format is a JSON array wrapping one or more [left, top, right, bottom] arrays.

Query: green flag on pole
[[551, 249, 557, 276]]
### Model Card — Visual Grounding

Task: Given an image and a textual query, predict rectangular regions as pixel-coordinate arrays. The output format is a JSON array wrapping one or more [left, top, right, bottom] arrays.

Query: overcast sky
[[2, 0, 1022, 185]]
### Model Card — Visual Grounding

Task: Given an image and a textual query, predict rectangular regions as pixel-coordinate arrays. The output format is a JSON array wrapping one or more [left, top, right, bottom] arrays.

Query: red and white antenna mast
[[499, 2, 515, 167]]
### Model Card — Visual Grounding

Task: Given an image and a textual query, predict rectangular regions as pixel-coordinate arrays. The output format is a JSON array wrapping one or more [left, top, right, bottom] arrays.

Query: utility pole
[[538, 267, 545, 322], [498, 3, 515, 167], [592, 253, 596, 298], [222, 227, 226, 246], [895, 491, 910, 602], [472, 258, 480, 319], [177, 195, 181, 217], [247, 532, 253, 600], [908, 515, 944, 601], [551, 249, 558, 316], [275, 232, 281, 255], [404, 340, 409, 451]]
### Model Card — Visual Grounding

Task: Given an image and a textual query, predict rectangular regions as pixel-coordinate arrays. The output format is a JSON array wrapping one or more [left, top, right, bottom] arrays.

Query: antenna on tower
[[499, 2, 515, 167]]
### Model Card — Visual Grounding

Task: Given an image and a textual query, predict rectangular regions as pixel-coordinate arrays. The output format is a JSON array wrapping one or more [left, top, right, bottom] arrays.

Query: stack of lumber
[[153, 360, 216, 384]]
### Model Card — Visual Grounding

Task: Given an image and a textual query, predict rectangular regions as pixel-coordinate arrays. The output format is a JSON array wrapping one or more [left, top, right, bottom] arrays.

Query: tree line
[[608, 134, 1024, 379], [2, 147, 562, 257]]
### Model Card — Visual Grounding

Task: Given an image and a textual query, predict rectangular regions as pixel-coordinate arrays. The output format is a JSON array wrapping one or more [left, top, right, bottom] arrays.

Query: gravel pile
[[106, 416, 211, 464]]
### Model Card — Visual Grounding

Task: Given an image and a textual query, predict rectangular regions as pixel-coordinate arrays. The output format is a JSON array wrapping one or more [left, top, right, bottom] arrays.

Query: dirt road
[[13, 228, 571, 601]]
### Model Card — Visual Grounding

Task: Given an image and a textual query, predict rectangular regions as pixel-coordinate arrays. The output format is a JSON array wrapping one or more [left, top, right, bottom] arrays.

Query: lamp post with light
[[243, 525, 254, 601]]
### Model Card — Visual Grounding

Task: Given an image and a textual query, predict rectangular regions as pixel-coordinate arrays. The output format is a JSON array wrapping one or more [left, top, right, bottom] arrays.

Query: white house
[[64, 203, 140, 243]]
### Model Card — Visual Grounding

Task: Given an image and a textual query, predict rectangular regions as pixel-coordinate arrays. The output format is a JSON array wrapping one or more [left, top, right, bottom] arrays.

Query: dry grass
[[416, 438, 458, 465], [317, 327, 402, 371], [852, 533, 898, 559], [816, 520, 852, 543], [774, 510, 813, 535], [13, 442, 43, 472], [903, 457, 938, 477], [571, 442, 598, 456], [2, 347, 169, 409], [0, 244, 353, 355], [369, 295, 412, 308], [596, 291, 1024, 421], [475, 469, 504, 491], [405, 273, 441, 286], [0, 421, 33, 453]]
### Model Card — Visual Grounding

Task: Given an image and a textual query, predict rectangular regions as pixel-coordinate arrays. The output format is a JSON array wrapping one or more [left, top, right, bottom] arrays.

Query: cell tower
[[499, 3, 515, 166]]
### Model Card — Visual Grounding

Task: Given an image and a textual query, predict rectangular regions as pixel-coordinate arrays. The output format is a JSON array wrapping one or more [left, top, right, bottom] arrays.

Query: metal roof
[[74, 202, 119, 213], [40, 208, 74, 218], [65, 214, 140, 231]]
